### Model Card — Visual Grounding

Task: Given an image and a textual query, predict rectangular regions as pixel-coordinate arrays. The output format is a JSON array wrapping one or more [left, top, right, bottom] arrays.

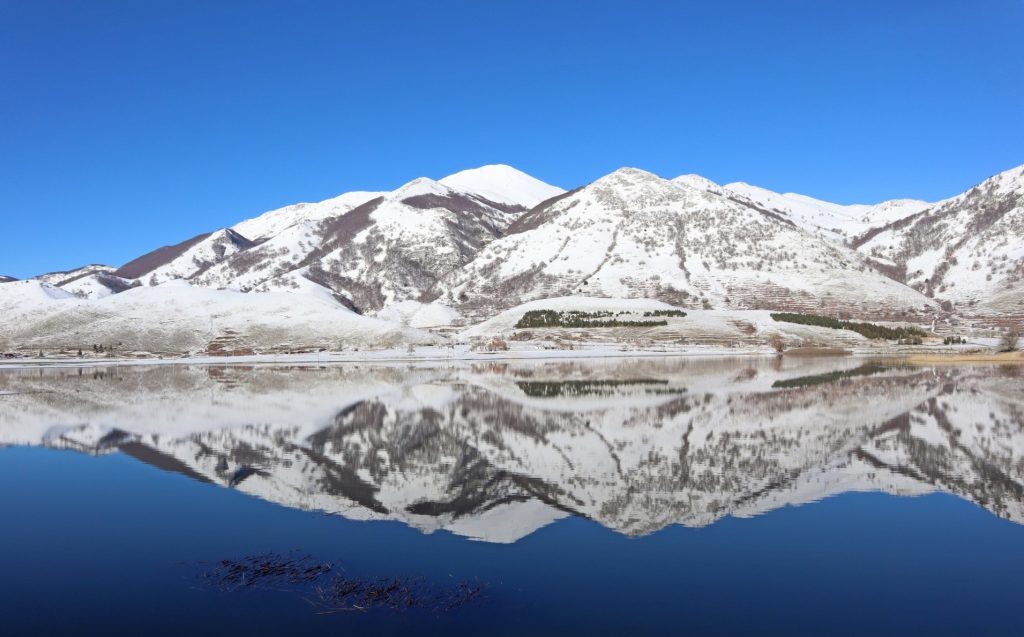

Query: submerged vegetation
[[514, 309, 674, 329], [770, 312, 928, 341], [194, 553, 485, 615]]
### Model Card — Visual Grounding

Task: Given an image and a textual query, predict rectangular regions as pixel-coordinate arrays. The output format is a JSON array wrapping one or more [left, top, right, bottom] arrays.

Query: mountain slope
[[701, 179, 931, 243], [35, 264, 115, 286], [114, 228, 255, 285], [56, 272, 135, 299], [853, 164, 1024, 318], [441, 168, 937, 319], [231, 190, 385, 242], [194, 176, 543, 312]]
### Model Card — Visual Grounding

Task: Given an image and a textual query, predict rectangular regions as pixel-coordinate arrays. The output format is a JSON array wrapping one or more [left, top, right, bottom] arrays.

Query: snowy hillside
[[679, 178, 932, 243], [205, 177, 534, 311], [113, 228, 254, 285], [853, 164, 1024, 319], [35, 264, 115, 286], [440, 168, 937, 320], [0, 280, 438, 354], [179, 167, 564, 312], [231, 190, 385, 242]]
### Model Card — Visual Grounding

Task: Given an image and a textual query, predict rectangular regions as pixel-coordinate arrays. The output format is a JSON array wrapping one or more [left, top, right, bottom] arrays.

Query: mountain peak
[[593, 166, 663, 184], [439, 164, 564, 208], [393, 177, 450, 200], [672, 174, 722, 193]]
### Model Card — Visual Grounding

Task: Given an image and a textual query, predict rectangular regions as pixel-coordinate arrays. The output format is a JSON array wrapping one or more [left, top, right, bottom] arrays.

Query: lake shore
[[889, 350, 1024, 365]]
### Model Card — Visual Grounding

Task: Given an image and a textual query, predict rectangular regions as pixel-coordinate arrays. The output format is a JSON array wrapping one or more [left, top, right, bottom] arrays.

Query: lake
[[1, 356, 1022, 636]]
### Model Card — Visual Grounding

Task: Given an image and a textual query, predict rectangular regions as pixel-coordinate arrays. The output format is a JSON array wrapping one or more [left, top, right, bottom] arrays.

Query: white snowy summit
[[438, 163, 565, 208]]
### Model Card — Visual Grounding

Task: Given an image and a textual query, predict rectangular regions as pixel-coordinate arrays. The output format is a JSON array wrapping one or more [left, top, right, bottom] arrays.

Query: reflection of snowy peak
[[4, 360, 1023, 542]]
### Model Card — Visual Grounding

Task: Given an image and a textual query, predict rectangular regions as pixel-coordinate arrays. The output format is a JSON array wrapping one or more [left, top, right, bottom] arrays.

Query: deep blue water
[[0, 360, 1022, 636]]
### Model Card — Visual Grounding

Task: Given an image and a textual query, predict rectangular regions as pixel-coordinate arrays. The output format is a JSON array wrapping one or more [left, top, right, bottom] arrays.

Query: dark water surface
[[1, 357, 1022, 636]]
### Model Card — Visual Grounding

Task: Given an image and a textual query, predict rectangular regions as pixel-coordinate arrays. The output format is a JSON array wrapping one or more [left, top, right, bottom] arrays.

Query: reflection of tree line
[[771, 363, 890, 388], [515, 378, 673, 397]]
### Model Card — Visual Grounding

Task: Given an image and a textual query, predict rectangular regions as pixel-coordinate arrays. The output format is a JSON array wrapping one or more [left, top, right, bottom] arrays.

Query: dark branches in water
[[192, 552, 485, 615], [307, 575, 484, 614], [196, 553, 333, 592]]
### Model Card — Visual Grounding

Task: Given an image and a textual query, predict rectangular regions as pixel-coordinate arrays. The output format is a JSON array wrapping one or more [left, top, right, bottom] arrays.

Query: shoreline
[[2, 344, 1020, 370], [886, 350, 1024, 365]]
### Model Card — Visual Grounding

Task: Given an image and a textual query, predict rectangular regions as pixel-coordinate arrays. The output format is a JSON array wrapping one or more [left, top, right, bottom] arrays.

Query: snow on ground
[[0, 280, 439, 354], [0, 280, 81, 325], [375, 300, 461, 328], [439, 164, 565, 207]]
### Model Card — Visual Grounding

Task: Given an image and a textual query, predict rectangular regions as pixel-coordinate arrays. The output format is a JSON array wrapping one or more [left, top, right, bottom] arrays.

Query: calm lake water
[[1, 357, 1022, 636]]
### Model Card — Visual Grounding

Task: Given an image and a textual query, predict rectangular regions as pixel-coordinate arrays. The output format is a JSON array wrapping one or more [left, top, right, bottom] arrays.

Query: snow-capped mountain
[[0, 275, 17, 283], [9, 162, 1024, 338], [440, 168, 937, 319], [853, 164, 1024, 319], [192, 170, 553, 312], [3, 361, 1022, 541]]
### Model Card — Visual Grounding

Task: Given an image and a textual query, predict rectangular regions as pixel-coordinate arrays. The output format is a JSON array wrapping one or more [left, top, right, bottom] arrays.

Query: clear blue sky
[[2, 0, 1022, 278]]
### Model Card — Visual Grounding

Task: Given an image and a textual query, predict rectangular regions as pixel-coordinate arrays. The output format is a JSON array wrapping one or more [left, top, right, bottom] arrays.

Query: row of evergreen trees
[[770, 312, 928, 341], [515, 310, 669, 329]]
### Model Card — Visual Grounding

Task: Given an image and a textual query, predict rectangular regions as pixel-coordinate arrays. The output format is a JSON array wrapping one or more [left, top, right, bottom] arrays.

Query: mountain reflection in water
[[1, 357, 1022, 543]]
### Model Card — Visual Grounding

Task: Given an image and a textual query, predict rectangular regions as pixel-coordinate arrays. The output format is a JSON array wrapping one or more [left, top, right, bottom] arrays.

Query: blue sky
[[2, 0, 1022, 278]]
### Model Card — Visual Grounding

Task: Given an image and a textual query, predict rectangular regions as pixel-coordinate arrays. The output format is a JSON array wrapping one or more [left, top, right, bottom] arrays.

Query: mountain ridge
[[9, 162, 1024, 346]]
